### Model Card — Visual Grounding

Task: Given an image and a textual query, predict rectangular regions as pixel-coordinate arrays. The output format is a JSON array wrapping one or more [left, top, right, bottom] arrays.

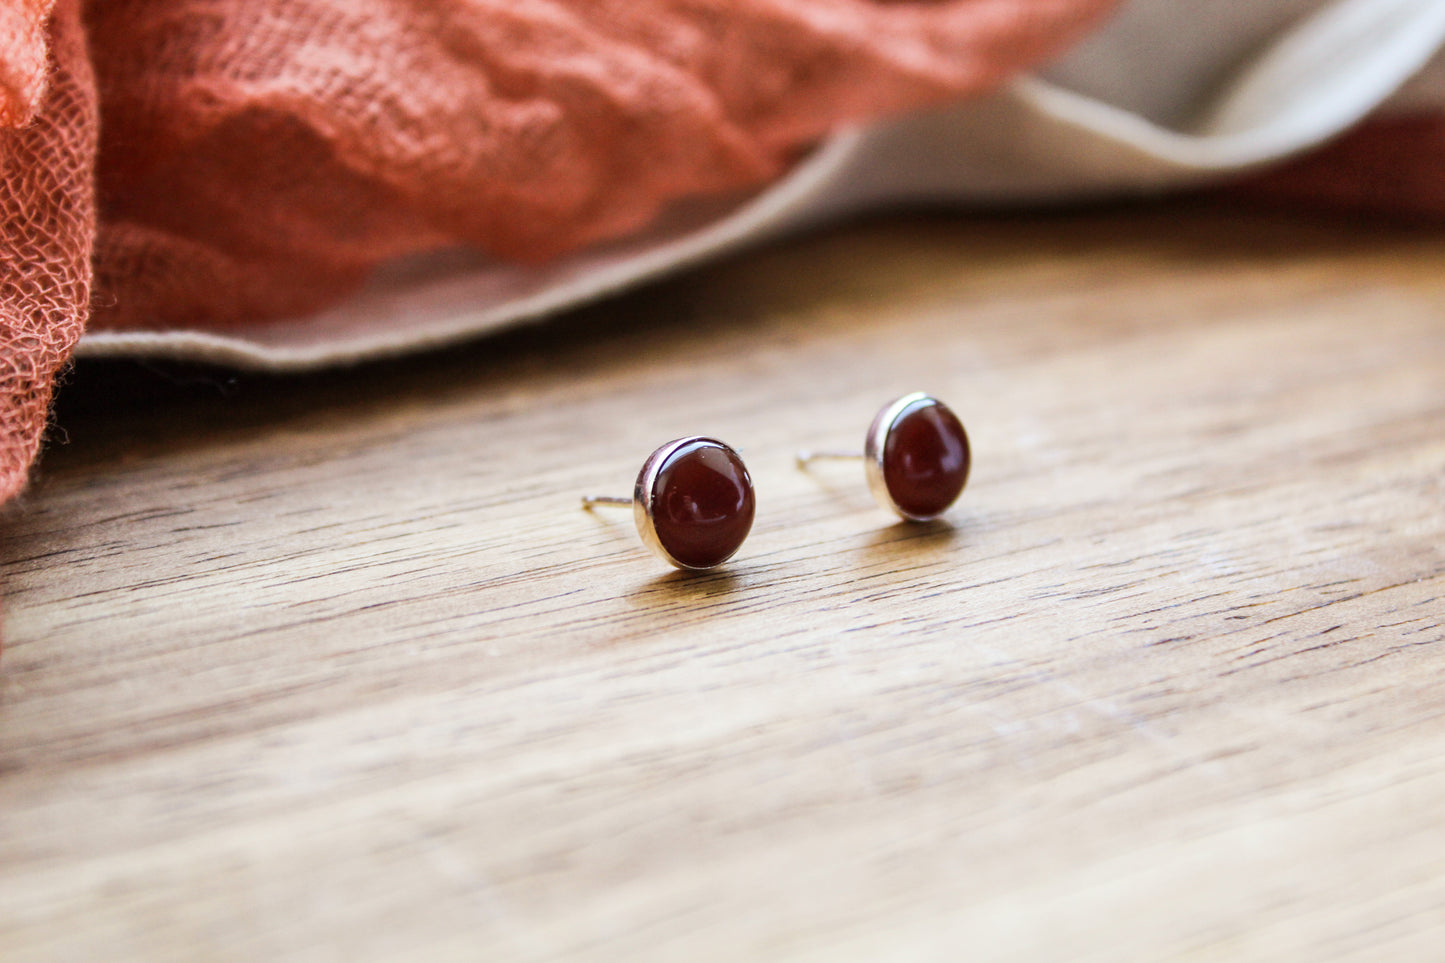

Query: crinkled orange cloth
[[5, 0, 1126, 506]]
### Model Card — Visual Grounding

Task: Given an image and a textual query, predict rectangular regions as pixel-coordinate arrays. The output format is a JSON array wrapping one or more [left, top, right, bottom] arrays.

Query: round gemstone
[[881, 398, 970, 520], [647, 439, 755, 569]]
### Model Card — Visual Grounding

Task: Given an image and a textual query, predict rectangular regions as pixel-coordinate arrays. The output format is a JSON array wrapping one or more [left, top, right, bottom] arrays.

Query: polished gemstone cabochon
[[638, 438, 755, 569], [872, 395, 970, 520]]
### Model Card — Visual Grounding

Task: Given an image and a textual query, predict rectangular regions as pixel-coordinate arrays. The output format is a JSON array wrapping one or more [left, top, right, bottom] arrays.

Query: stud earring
[[583, 437, 756, 570], [796, 392, 970, 522]]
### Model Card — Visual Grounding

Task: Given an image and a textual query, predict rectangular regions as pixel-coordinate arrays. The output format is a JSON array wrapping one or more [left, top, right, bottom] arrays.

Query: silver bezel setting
[[632, 436, 742, 571], [864, 392, 942, 522]]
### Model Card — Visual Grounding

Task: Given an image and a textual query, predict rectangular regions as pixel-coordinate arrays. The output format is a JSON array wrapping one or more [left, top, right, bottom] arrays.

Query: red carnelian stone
[[882, 399, 970, 519], [650, 440, 755, 568]]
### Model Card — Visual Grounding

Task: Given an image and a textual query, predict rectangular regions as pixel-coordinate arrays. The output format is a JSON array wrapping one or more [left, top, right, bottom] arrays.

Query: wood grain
[[2, 206, 1443, 961]]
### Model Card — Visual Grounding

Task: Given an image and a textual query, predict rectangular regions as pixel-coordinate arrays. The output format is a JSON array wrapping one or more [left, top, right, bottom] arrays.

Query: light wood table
[[2, 207, 1443, 960]]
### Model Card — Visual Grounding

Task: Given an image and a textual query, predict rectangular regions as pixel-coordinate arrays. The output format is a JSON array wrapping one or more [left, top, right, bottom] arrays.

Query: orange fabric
[[4, 0, 1120, 506], [0, 0, 53, 126], [1232, 115, 1445, 222], [86, 0, 1121, 330], [0, 0, 95, 505]]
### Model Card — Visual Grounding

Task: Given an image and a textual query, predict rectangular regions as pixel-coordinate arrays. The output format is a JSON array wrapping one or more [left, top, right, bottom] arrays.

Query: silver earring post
[[581, 495, 632, 509], [794, 449, 865, 469]]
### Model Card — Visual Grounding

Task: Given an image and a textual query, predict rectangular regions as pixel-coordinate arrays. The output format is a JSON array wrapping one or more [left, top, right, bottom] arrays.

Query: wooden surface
[[2, 207, 1444, 960]]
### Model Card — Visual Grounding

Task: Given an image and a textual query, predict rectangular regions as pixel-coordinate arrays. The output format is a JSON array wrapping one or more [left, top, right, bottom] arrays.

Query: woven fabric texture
[[0, 0, 95, 505], [3, 0, 1119, 505]]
